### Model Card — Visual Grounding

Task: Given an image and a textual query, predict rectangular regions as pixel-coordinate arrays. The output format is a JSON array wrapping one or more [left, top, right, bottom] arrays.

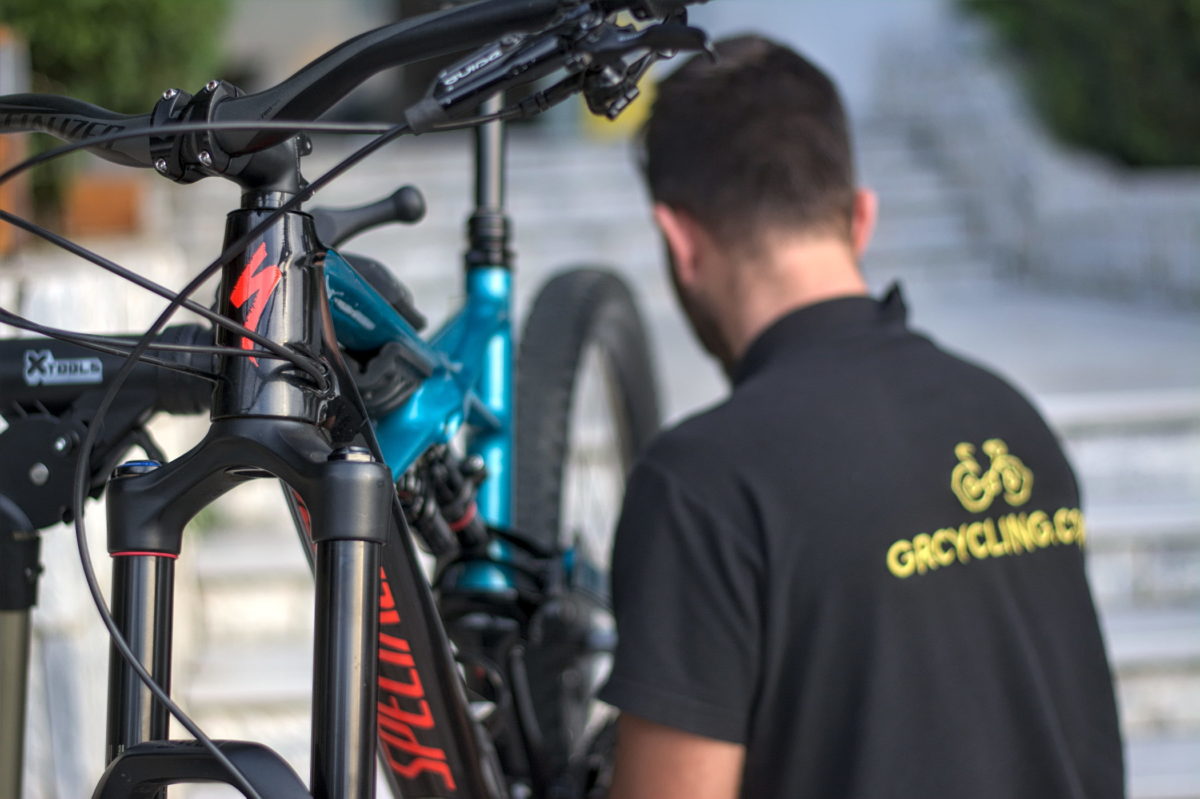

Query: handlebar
[[0, 94, 154, 168], [0, 0, 709, 176], [211, 0, 567, 155]]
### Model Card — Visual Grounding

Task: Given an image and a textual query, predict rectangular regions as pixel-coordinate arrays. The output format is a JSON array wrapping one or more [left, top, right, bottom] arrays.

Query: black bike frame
[[92, 174, 514, 797], [0, 0, 709, 793], [0, 119, 514, 799]]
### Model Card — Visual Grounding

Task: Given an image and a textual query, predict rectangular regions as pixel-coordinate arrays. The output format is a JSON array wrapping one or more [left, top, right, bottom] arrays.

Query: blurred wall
[[221, 0, 389, 86], [688, 0, 945, 117], [214, 0, 947, 119], [218, 0, 397, 117]]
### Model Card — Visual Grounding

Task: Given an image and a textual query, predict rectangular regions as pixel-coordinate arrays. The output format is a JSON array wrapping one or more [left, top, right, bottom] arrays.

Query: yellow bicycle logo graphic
[[950, 439, 1033, 513]]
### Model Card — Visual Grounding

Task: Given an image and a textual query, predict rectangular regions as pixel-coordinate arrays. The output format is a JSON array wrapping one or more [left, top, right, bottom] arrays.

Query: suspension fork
[[96, 200, 392, 798], [101, 426, 391, 799]]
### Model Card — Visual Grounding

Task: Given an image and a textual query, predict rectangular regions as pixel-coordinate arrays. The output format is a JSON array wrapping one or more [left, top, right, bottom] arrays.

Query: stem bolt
[[28, 463, 49, 487], [154, 158, 169, 174], [162, 88, 179, 100], [205, 80, 220, 92], [198, 150, 214, 168]]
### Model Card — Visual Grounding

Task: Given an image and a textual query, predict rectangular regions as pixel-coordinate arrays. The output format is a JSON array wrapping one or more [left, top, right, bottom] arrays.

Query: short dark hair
[[642, 35, 857, 252]]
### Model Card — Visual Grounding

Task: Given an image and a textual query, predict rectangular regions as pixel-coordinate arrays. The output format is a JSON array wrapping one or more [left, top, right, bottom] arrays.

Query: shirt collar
[[731, 283, 909, 386]]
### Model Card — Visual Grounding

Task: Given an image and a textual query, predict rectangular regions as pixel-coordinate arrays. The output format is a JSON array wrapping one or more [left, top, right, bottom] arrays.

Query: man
[[599, 35, 1124, 799]]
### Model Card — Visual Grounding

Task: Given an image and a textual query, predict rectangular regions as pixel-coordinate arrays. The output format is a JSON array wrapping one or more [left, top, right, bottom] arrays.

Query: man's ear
[[850, 188, 878, 258], [654, 203, 703, 285]]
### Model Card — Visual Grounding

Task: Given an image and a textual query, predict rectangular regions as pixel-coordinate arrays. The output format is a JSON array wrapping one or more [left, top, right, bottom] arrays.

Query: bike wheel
[[515, 268, 660, 793]]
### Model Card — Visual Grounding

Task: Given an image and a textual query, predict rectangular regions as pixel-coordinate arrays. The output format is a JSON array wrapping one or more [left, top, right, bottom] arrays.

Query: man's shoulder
[[618, 399, 765, 559], [639, 397, 748, 475], [620, 397, 763, 528]]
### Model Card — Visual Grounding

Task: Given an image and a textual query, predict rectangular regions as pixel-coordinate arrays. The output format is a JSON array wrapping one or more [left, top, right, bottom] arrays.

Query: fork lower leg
[[308, 447, 391, 799]]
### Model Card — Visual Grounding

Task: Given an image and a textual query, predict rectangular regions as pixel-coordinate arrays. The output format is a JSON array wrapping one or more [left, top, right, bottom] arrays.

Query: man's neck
[[722, 237, 869, 365]]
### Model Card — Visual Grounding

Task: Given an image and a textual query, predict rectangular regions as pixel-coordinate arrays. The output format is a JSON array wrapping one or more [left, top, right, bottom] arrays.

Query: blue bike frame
[[325, 251, 517, 590]]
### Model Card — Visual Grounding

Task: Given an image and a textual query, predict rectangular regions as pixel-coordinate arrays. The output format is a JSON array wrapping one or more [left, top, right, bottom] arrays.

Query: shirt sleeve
[[598, 457, 763, 744]]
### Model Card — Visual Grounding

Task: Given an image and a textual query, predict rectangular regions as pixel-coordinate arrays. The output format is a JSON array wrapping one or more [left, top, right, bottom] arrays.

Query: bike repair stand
[[0, 503, 39, 799]]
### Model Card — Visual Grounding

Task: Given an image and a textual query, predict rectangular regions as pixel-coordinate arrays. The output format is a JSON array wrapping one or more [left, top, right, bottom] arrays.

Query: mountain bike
[[0, 1, 709, 796]]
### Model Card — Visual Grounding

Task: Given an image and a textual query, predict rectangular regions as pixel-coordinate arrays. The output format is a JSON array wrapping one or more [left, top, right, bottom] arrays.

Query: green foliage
[[4, 0, 230, 215], [960, 0, 1200, 167], [5, 0, 230, 111]]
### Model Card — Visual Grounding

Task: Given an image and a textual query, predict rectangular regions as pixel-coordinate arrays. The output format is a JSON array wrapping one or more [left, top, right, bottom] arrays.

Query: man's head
[[642, 35, 877, 369]]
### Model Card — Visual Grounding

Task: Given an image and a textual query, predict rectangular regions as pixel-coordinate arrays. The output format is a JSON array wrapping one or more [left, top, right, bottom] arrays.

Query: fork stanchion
[[106, 552, 176, 763], [105, 460, 176, 765]]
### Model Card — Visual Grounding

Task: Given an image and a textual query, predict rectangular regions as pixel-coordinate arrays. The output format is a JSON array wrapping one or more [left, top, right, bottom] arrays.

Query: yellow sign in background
[[579, 13, 660, 141], [580, 72, 657, 141]]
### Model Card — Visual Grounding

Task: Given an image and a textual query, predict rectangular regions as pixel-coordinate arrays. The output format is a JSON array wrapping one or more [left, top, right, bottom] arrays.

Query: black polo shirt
[[599, 287, 1124, 798]]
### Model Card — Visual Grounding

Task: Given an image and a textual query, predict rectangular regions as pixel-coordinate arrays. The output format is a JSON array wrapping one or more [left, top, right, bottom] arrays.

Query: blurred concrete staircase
[[170, 122, 1200, 797], [1049, 390, 1200, 799], [177, 486, 317, 794]]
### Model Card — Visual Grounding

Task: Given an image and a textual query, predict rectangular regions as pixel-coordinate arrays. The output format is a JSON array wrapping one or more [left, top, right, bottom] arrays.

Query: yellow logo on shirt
[[886, 508, 1085, 579], [885, 439, 1082, 579], [950, 439, 1033, 512]]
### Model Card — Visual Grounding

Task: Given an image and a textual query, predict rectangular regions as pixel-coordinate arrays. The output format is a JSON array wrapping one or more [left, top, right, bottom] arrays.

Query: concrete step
[[178, 643, 316, 799], [186, 641, 312, 711], [173, 698, 313, 799], [1087, 504, 1200, 610], [1043, 389, 1200, 434], [1047, 389, 1200, 509], [1128, 733, 1200, 799], [192, 532, 314, 643], [1106, 609, 1200, 798], [1103, 607, 1200, 738], [1050, 390, 1200, 610]]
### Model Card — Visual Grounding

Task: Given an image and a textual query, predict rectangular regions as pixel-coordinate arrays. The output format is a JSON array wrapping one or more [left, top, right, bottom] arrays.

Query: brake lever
[[403, 6, 710, 132], [578, 15, 711, 63], [405, 9, 590, 134], [578, 16, 711, 119]]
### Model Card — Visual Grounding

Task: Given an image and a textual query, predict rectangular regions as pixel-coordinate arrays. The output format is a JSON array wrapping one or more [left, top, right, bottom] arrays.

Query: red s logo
[[230, 242, 283, 365]]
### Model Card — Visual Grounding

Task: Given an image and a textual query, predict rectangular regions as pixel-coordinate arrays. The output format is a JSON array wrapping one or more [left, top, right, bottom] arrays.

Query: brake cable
[[66, 120, 415, 799], [0, 3, 713, 793]]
